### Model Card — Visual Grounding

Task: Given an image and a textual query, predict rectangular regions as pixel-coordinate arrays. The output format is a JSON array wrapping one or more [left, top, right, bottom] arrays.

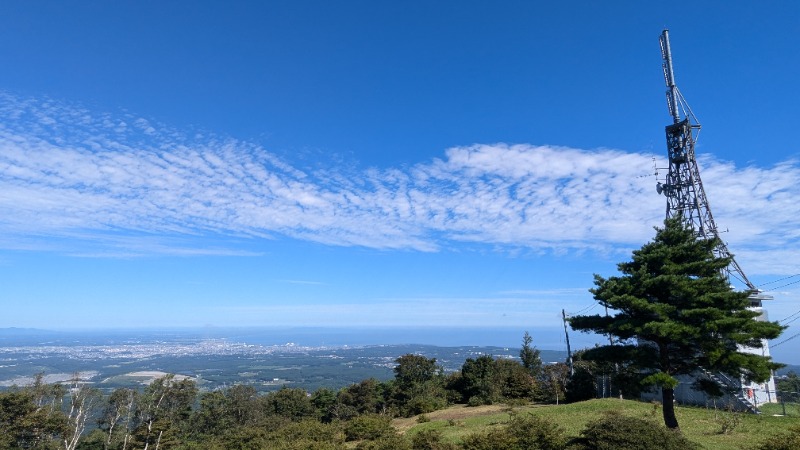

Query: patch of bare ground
[[392, 403, 550, 433]]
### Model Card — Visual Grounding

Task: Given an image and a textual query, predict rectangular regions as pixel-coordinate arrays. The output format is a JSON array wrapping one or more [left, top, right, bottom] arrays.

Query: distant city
[[0, 327, 571, 393]]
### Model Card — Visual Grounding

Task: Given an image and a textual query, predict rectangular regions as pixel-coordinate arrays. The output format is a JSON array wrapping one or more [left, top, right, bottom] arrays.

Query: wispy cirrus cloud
[[1, 92, 799, 274]]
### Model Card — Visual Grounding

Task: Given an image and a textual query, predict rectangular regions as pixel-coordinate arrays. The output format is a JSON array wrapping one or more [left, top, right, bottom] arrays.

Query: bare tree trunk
[[662, 387, 680, 429], [121, 392, 135, 450], [64, 375, 98, 450], [154, 430, 163, 450]]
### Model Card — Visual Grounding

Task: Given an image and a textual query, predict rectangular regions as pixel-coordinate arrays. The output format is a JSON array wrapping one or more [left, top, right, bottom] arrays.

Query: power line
[[573, 303, 598, 316], [757, 274, 800, 288], [771, 331, 800, 349], [762, 277, 800, 292], [783, 316, 800, 327], [780, 309, 800, 324]]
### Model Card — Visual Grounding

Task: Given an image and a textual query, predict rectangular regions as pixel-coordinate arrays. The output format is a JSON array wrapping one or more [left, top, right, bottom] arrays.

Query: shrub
[[410, 428, 459, 450], [507, 414, 567, 450], [713, 405, 741, 434], [405, 394, 447, 416], [344, 414, 394, 441], [461, 413, 566, 450], [753, 425, 800, 450], [569, 412, 699, 450], [269, 420, 344, 444], [355, 433, 412, 450], [461, 428, 516, 450]]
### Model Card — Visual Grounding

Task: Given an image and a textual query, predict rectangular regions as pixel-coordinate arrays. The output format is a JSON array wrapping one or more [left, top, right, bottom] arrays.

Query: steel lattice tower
[[657, 29, 761, 304], [655, 30, 776, 406]]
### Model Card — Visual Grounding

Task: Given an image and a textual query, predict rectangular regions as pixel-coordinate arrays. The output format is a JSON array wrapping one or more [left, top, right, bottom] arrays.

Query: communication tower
[[655, 29, 776, 408]]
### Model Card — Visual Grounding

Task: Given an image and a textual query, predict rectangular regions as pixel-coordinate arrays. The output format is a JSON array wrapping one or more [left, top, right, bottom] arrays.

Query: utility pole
[[562, 309, 573, 376]]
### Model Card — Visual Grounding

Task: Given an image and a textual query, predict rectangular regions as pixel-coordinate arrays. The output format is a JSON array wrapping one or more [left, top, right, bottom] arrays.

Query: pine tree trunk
[[662, 387, 680, 429]]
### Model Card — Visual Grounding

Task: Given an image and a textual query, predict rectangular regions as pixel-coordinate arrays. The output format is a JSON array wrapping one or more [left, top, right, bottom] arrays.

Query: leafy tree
[[311, 387, 339, 422], [338, 378, 388, 416], [460, 355, 498, 405], [539, 363, 570, 404], [191, 390, 229, 437], [569, 218, 785, 429], [131, 374, 197, 449], [0, 387, 65, 449], [263, 387, 316, 421], [98, 387, 137, 450], [62, 374, 101, 450], [225, 384, 261, 427], [494, 359, 536, 401], [392, 355, 446, 416], [520, 331, 543, 378]]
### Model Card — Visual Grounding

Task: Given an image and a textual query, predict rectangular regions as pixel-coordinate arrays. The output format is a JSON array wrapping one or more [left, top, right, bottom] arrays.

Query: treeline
[[8, 335, 795, 450], [0, 333, 599, 450]]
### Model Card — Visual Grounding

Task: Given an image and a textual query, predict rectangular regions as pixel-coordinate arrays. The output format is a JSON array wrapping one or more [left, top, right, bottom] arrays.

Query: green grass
[[395, 399, 800, 449]]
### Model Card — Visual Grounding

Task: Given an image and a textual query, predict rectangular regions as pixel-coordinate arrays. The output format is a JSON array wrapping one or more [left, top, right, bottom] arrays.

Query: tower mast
[[657, 29, 758, 298], [656, 29, 776, 407]]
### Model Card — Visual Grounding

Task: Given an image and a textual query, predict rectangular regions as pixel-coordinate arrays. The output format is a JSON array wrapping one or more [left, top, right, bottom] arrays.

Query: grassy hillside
[[394, 399, 800, 450]]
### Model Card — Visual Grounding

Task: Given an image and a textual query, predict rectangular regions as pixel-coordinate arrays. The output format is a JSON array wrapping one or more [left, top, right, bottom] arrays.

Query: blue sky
[[1, 1, 799, 360]]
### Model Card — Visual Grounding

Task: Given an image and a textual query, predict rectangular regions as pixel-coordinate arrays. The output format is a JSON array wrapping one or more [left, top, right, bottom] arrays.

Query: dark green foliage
[[453, 355, 539, 405], [98, 387, 138, 448], [461, 413, 566, 450], [394, 354, 441, 389], [131, 374, 198, 449], [569, 412, 699, 450], [507, 414, 567, 449], [76, 429, 107, 450], [0, 385, 66, 449], [355, 433, 412, 450], [262, 387, 316, 421], [460, 355, 498, 405], [777, 371, 800, 402], [392, 355, 448, 416], [338, 378, 388, 415], [343, 414, 395, 441], [494, 358, 537, 400], [461, 428, 515, 450], [565, 364, 596, 403], [753, 424, 800, 450], [569, 218, 785, 428], [410, 428, 459, 450], [520, 331, 543, 378], [266, 419, 346, 448], [312, 387, 339, 421]]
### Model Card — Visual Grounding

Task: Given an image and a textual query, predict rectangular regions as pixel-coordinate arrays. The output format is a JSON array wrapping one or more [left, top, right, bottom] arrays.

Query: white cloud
[[1, 93, 799, 275]]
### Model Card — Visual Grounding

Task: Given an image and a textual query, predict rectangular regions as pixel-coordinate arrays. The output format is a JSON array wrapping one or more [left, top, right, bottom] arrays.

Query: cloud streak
[[1, 93, 799, 274]]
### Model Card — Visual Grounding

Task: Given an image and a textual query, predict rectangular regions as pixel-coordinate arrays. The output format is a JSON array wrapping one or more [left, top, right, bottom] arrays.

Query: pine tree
[[569, 217, 785, 429], [520, 331, 543, 378]]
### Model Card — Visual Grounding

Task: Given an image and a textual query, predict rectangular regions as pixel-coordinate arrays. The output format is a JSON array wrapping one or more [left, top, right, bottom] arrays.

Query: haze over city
[[0, 2, 798, 362]]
